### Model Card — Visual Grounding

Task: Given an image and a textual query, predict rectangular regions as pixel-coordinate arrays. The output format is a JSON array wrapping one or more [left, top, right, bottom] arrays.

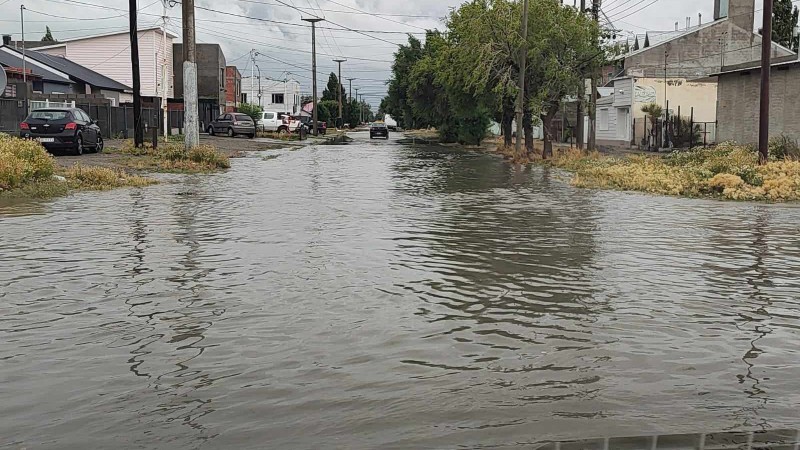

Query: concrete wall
[[173, 43, 225, 110], [39, 30, 173, 98], [624, 20, 792, 79], [717, 64, 800, 144], [633, 77, 718, 122]]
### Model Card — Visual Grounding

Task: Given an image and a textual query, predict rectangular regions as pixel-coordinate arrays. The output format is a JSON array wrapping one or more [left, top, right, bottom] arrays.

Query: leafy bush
[[0, 136, 56, 190], [237, 103, 263, 122], [110, 141, 230, 171], [769, 134, 800, 160]]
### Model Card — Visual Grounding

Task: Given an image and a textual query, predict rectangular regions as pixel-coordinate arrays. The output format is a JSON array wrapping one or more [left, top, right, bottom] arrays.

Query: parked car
[[207, 113, 255, 138], [20, 107, 103, 155], [370, 122, 389, 140], [297, 116, 327, 135], [256, 111, 303, 135]]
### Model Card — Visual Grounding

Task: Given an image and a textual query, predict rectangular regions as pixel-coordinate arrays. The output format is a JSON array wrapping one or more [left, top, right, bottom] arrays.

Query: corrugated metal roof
[[0, 47, 72, 84], [7, 47, 131, 92]]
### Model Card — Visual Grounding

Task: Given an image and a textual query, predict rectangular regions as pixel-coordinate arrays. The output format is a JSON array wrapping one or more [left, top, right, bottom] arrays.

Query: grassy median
[[106, 141, 231, 173], [1, 136, 155, 199], [531, 142, 800, 202]]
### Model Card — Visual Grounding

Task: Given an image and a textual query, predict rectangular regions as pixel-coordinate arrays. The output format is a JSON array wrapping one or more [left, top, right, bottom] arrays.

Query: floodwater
[[2, 134, 800, 449]]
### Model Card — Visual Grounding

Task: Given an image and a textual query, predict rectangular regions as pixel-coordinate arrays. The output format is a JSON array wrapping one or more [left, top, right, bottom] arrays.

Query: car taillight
[[65, 122, 77, 130], [20, 122, 29, 130]]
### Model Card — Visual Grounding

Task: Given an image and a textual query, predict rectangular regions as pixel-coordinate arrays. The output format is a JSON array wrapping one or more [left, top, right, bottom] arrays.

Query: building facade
[[242, 77, 301, 114], [596, 0, 794, 147], [715, 58, 800, 144], [35, 28, 176, 102], [173, 43, 226, 126], [225, 66, 242, 113]]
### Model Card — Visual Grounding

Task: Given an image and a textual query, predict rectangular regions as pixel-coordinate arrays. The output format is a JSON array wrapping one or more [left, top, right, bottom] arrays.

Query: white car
[[256, 112, 302, 135]]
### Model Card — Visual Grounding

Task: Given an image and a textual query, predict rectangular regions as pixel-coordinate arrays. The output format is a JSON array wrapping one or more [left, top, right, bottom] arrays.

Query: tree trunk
[[502, 103, 514, 147], [523, 110, 534, 154], [541, 105, 559, 159]]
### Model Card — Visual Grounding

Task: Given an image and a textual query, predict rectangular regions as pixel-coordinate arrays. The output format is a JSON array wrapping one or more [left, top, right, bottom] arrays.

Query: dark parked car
[[298, 116, 327, 135], [370, 122, 389, 140], [20, 108, 103, 155], [207, 113, 255, 138]]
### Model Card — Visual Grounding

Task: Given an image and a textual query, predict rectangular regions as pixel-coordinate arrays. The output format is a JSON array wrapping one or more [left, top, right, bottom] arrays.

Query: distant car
[[370, 122, 389, 140], [298, 116, 327, 135], [256, 111, 302, 135], [20, 107, 103, 155], [208, 113, 255, 138]]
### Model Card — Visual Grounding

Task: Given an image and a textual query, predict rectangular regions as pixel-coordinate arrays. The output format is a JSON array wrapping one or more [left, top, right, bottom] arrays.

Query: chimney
[[716, 0, 756, 31], [675, 21, 679, 31], [688, 17, 692, 28], [699, 13, 702, 25], [2, 35, 10, 46]]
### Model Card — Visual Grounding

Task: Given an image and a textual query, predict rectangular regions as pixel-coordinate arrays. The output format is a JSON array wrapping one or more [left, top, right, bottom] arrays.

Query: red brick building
[[225, 66, 242, 113]]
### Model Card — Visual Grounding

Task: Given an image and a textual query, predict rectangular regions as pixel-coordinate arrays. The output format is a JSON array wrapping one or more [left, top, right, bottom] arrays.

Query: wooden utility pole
[[129, 0, 143, 147], [758, 0, 773, 163], [515, 0, 530, 157], [302, 18, 324, 136], [333, 59, 346, 128], [588, 0, 600, 151], [182, 0, 200, 149]]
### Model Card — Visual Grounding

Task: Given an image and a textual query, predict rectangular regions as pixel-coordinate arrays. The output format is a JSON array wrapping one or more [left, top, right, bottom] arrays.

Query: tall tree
[[643, 32, 650, 48], [633, 35, 640, 51], [772, 0, 799, 50], [41, 26, 56, 42], [322, 73, 345, 102]]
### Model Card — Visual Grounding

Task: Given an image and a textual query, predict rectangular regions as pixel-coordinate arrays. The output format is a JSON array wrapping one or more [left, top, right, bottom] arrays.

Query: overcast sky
[[1, 0, 773, 105]]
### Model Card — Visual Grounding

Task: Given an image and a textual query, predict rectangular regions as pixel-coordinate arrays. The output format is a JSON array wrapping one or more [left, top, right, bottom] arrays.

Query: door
[[617, 107, 630, 143], [76, 109, 97, 145]]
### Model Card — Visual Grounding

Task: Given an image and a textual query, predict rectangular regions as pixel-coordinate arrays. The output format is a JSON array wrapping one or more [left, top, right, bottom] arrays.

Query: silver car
[[207, 113, 256, 138]]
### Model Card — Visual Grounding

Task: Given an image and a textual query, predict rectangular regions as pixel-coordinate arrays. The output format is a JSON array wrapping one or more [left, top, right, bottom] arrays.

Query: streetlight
[[20, 5, 26, 84], [301, 17, 324, 135]]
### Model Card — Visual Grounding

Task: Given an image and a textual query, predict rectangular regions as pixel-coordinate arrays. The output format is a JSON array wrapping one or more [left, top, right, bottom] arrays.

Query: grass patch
[[107, 141, 230, 172], [0, 136, 156, 199], [256, 131, 301, 141], [508, 142, 800, 202]]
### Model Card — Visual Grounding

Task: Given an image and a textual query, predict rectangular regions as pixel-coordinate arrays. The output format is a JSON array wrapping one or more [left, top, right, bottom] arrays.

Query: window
[[30, 111, 69, 120], [598, 108, 609, 131], [265, 112, 275, 120], [272, 93, 285, 104]]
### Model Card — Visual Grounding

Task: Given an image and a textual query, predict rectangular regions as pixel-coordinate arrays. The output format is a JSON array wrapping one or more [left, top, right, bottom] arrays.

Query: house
[[596, 0, 795, 147], [172, 43, 226, 126], [242, 76, 302, 114], [225, 66, 242, 113], [0, 44, 73, 95], [0, 46, 132, 105], [713, 55, 800, 144], [34, 27, 177, 104]]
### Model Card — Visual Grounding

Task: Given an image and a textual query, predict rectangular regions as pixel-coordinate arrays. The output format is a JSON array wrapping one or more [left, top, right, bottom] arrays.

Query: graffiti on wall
[[634, 85, 657, 104]]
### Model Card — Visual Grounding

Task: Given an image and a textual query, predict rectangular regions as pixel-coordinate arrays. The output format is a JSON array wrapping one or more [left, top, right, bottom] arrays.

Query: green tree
[[237, 103, 262, 122], [322, 73, 345, 102], [773, 0, 799, 50], [41, 26, 56, 42], [643, 32, 650, 48], [316, 100, 340, 124], [385, 36, 424, 128]]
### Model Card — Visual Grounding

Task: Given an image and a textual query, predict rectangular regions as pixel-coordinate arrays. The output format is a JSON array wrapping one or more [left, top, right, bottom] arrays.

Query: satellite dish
[[0, 67, 6, 95]]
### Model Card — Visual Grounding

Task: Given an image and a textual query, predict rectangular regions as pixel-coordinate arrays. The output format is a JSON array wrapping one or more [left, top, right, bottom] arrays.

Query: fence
[[0, 100, 190, 139], [633, 108, 717, 152]]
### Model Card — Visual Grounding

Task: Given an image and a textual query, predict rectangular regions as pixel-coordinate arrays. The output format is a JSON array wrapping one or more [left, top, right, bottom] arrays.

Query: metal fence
[[0, 99, 190, 138], [634, 114, 717, 151]]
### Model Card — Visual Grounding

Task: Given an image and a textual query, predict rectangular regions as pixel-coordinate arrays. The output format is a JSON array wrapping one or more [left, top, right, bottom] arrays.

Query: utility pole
[[250, 49, 256, 106], [302, 18, 324, 135], [256, 64, 262, 108], [514, 0, 530, 157], [159, 0, 169, 141], [20, 5, 26, 84], [576, 0, 586, 150], [758, 0, 773, 163], [346, 78, 355, 103], [588, 0, 599, 151], [129, 0, 143, 147], [182, 0, 199, 149], [355, 88, 360, 124], [664, 49, 669, 148], [333, 58, 346, 129]]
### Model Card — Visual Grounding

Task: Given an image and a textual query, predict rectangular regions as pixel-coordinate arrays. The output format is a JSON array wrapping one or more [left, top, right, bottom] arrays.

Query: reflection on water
[[2, 137, 800, 449]]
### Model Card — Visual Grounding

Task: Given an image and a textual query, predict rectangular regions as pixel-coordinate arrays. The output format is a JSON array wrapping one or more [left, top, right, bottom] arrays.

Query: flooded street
[[2, 133, 800, 449]]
